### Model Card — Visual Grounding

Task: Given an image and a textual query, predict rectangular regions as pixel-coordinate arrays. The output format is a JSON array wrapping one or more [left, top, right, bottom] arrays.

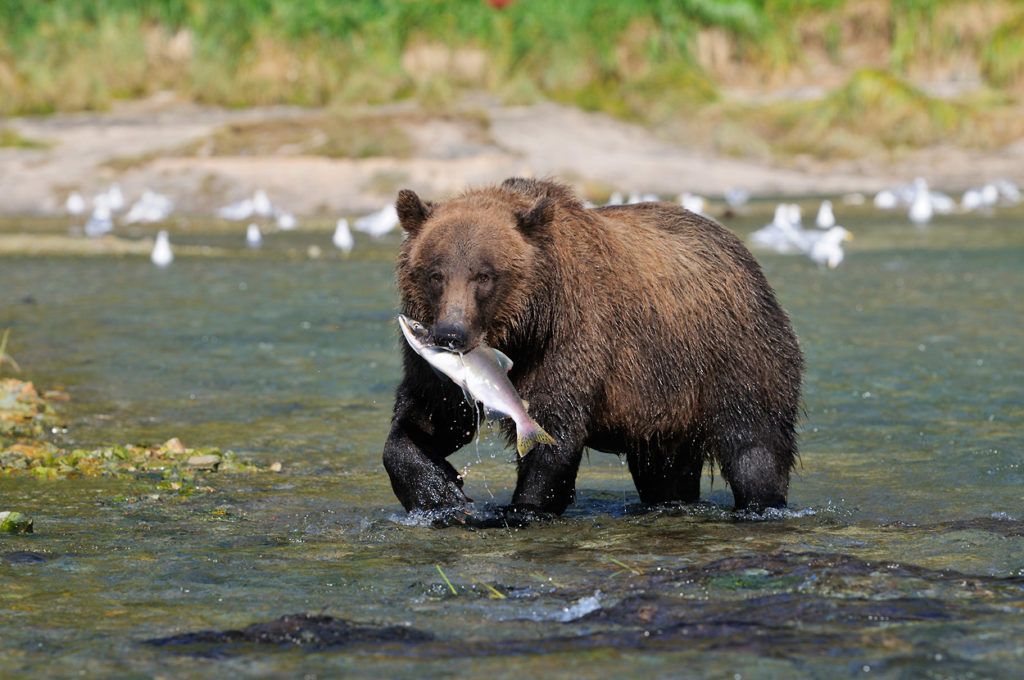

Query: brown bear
[[383, 177, 802, 516]]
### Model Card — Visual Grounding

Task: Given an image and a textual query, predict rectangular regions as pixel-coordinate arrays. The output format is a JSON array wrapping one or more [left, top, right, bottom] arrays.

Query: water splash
[[521, 591, 604, 623], [557, 592, 603, 621]]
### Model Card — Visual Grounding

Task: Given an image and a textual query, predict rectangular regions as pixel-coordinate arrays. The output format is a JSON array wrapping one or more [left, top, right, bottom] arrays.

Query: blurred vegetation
[[0, 127, 50, 149], [1, 0, 1022, 159]]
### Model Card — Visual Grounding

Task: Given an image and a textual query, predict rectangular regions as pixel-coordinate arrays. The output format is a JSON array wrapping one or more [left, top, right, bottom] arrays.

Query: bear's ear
[[396, 189, 434, 236], [515, 197, 554, 237]]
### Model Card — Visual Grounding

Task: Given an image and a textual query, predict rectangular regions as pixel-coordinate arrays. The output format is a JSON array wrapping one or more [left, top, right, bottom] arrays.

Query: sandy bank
[[3, 95, 1023, 217]]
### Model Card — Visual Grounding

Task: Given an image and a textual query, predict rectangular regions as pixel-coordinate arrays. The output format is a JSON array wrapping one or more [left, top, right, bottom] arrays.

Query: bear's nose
[[433, 324, 469, 351]]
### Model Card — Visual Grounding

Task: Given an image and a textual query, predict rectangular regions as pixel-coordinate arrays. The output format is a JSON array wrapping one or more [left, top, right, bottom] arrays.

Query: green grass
[[765, 68, 968, 156], [1, 0, 739, 114], [982, 12, 1024, 88], [720, 67, 1024, 159], [1, 0, 1021, 158], [0, 127, 51, 149]]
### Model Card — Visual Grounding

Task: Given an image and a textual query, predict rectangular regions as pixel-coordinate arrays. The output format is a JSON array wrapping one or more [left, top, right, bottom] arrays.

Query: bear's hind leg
[[718, 443, 791, 512], [627, 442, 703, 506]]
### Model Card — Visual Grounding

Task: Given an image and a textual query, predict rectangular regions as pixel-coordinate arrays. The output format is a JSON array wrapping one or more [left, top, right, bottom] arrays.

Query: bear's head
[[395, 187, 554, 352]]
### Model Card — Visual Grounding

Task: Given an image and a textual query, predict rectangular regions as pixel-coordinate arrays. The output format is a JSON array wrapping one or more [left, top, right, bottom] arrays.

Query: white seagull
[[65, 191, 86, 216], [276, 211, 297, 231], [332, 218, 354, 254], [627, 191, 659, 204], [252, 189, 273, 217], [218, 198, 254, 221], [908, 177, 933, 225], [151, 230, 174, 267], [105, 183, 125, 213], [815, 200, 835, 229], [980, 183, 1000, 207], [84, 198, 114, 237], [807, 226, 852, 269], [678, 192, 706, 216], [353, 204, 399, 238], [219, 191, 272, 221], [961, 188, 984, 212], [246, 223, 262, 248], [995, 178, 1020, 204], [125, 190, 173, 224], [749, 204, 807, 254], [786, 203, 803, 228], [724, 187, 750, 209], [873, 189, 899, 210]]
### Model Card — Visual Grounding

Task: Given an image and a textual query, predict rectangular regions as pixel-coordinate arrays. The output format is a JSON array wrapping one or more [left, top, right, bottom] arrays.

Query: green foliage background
[[1, 0, 1022, 156]]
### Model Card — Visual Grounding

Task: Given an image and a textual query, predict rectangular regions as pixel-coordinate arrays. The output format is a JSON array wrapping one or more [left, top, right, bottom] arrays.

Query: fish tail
[[516, 419, 557, 457]]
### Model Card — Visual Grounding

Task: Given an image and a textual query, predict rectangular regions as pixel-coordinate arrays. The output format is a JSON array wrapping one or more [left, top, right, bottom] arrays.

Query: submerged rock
[[146, 613, 434, 652], [2, 550, 49, 564]]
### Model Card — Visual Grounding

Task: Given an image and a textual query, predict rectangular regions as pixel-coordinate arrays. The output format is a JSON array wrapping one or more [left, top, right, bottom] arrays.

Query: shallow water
[[1, 208, 1023, 679]]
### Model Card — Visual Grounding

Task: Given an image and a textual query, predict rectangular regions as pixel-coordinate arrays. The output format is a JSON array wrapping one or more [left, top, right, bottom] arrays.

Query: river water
[[1, 206, 1022, 679]]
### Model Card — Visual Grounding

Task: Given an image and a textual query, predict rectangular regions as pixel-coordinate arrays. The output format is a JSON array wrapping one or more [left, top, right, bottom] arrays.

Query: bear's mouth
[[427, 326, 482, 353], [430, 335, 481, 353]]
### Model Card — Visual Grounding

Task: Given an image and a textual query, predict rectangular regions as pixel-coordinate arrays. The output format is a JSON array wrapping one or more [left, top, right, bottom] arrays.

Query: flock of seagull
[[747, 175, 1020, 268], [601, 188, 853, 268], [872, 176, 1020, 223], [62, 175, 1019, 270], [64, 184, 398, 268], [749, 200, 853, 269]]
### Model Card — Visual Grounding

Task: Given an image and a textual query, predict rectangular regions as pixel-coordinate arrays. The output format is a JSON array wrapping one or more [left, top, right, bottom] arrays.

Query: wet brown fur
[[384, 177, 803, 515]]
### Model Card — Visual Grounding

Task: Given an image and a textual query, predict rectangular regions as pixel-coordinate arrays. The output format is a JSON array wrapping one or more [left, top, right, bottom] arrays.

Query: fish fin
[[492, 348, 514, 373], [516, 420, 557, 457]]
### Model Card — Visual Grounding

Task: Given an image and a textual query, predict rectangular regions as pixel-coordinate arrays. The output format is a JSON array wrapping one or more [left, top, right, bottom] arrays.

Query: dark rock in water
[[2, 550, 50, 564], [145, 613, 434, 652], [906, 516, 1024, 538], [141, 551, 1024, 662]]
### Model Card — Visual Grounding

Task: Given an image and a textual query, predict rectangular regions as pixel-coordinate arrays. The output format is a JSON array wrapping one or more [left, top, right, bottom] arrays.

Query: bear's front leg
[[383, 423, 470, 511], [510, 435, 585, 515], [382, 384, 477, 512]]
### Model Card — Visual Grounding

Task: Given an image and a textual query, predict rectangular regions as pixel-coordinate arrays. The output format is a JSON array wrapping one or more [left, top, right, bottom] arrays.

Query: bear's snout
[[432, 323, 470, 351]]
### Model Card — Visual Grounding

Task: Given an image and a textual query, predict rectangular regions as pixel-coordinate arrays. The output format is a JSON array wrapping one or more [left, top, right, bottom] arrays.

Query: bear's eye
[[474, 273, 491, 284], [429, 272, 444, 284]]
